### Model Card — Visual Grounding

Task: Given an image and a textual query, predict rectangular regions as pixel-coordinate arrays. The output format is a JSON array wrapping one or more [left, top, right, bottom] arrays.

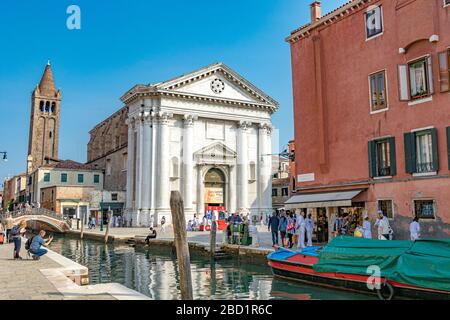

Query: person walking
[[249, 220, 259, 247], [29, 230, 53, 260], [375, 211, 390, 240], [4, 214, 13, 243], [11, 220, 27, 260], [362, 216, 372, 239], [268, 212, 280, 247], [160, 216, 166, 234], [279, 213, 288, 247], [305, 213, 315, 247], [410, 217, 421, 241], [296, 211, 306, 250], [286, 213, 295, 248]]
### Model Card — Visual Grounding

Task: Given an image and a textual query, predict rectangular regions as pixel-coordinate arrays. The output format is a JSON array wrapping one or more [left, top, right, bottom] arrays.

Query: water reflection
[[49, 236, 374, 300]]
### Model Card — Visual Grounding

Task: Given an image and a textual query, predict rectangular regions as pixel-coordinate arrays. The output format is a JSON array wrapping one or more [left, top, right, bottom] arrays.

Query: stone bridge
[[1, 208, 71, 233]]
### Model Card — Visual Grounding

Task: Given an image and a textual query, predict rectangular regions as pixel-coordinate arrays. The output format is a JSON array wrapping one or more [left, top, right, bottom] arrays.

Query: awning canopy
[[100, 202, 124, 210], [284, 189, 365, 209]]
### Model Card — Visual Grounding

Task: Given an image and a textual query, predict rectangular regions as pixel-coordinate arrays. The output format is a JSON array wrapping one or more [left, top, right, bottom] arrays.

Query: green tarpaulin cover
[[313, 236, 450, 292]]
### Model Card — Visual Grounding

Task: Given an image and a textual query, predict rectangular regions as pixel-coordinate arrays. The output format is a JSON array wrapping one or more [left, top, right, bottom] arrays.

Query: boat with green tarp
[[267, 236, 450, 300]]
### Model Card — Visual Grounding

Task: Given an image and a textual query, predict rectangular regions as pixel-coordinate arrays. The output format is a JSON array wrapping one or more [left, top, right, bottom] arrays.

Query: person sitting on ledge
[[145, 227, 157, 244], [29, 230, 53, 260]]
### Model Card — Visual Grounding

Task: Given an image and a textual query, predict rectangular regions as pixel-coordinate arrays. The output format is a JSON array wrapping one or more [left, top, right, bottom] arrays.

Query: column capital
[[157, 112, 173, 125], [238, 120, 252, 131], [183, 114, 198, 127], [258, 122, 273, 135]]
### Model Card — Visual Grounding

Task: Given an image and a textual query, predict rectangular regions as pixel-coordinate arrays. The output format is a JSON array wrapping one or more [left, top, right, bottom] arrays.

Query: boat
[[267, 236, 450, 300]]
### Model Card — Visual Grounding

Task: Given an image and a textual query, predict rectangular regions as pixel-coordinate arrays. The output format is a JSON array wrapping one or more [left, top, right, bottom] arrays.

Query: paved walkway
[[0, 242, 148, 300]]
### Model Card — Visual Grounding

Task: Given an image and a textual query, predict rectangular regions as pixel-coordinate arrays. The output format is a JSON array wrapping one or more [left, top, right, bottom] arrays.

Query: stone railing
[[0, 207, 63, 221]]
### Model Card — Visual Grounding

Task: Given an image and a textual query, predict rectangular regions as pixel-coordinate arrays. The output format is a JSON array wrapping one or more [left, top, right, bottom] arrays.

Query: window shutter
[[398, 64, 410, 101], [404, 132, 416, 173], [427, 55, 434, 95], [438, 51, 450, 93], [388, 137, 397, 176], [431, 128, 439, 172], [368, 140, 377, 177], [447, 126, 450, 170]]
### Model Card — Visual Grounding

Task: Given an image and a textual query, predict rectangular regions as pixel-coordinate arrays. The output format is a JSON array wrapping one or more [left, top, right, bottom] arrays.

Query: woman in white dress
[[362, 216, 372, 239]]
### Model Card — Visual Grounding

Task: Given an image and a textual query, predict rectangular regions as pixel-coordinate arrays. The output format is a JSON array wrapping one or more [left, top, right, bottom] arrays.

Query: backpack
[[25, 236, 35, 251], [10, 225, 21, 237]]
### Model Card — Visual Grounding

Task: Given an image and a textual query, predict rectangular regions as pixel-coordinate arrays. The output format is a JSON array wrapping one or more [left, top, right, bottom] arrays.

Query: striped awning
[[284, 189, 365, 209]]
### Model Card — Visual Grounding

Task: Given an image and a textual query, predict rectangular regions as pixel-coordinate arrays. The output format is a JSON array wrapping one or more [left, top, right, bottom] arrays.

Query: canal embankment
[[67, 225, 275, 263]]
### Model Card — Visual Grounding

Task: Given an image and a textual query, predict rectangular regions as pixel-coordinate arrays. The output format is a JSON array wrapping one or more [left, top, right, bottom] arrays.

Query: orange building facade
[[286, 0, 450, 239]]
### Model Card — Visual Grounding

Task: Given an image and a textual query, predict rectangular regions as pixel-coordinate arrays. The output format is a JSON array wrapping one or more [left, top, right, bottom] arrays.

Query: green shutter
[[404, 133, 416, 173], [388, 137, 397, 176], [368, 140, 377, 177], [431, 128, 439, 171], [447, 127, 450, 170]]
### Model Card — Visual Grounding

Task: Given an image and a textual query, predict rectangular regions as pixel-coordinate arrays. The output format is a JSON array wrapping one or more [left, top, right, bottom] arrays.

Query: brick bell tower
[[27, 61, 61, 174]]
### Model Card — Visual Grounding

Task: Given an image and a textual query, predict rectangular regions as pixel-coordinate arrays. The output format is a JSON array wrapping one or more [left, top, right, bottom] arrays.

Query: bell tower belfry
[[27, 61, 61, 174]]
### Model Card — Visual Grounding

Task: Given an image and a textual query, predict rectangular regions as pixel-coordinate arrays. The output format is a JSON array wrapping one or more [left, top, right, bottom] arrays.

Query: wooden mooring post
[[80, 212, 85, 240], [170, 191, 193, 300], [104, 208, 111, 244], [210, 213, 217, 258]]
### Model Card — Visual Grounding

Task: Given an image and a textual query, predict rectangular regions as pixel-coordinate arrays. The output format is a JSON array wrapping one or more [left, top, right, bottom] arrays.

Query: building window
[[415, 131, 434, 173], [106, 159, 112, 175], [414, 200, 435, 219], [43, 173, 50, 182], [369, 70, 387, 112], [94, 174, 100, 184], [272, 189, 278, 197], [368, 137, 396, 177], [171, 157, 179, 178], [365, 5, 383, 39], [409, 58, 430, 100], [438, 49, 450, 93], [28, 176, 32, 185], [77, 174, 84, 183], [115, 136, 120, 149], [282, 188, 289, 196], [51, 102, 56, 113], [249, 162, 256, 181], [404, 129, 439, 174], [61, 173, 67, 183], [111, 193, 118, 201], [122, 153, 127, 170], [378, 200, 394, 219], [45, 101, 50, 112], [39, 101, 44, 112]]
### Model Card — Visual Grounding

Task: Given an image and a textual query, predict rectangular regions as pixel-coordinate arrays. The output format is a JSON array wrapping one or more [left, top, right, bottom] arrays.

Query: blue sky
[[0, 0, 347, 184]]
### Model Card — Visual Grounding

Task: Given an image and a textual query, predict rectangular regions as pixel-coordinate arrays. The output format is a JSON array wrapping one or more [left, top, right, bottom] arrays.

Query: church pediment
[[194, 142, 237, 164], [155, 63, 278, 108]]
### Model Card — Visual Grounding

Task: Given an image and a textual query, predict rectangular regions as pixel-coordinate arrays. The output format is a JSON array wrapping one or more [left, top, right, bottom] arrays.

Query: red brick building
[[286, 0, 450, 239]]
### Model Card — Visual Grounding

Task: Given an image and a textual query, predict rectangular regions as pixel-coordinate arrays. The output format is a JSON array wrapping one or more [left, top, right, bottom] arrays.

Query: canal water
[[49, 235, 375, 300]]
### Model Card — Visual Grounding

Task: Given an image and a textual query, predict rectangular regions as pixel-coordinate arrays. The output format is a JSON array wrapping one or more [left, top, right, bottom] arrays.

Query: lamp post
[[100, 191, 104, 231]]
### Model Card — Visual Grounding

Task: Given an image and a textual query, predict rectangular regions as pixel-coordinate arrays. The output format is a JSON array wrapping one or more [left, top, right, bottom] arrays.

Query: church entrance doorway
[[204, 168, 227, 229]]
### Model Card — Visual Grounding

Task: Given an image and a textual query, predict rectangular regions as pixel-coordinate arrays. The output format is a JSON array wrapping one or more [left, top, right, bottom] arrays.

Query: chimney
[[310, 1, 321, 22]]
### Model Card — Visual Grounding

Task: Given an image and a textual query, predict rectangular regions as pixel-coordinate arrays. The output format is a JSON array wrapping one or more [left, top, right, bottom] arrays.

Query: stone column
[[150, 114, 158, 227], [140, 112, 153, 225], [125, 118, 135, 212], [156, 112, 172, 214], [228, 164, 237, 213], [196, 165, 204, 215], [237, 121, 251, 211], [259, 123, 273, 216], [135, 114, 144, 226], [183, 114, 196, 212]]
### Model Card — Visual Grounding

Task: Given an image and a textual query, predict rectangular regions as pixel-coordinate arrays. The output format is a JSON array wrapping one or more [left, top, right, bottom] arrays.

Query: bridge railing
[[0, 207, 65, 222]]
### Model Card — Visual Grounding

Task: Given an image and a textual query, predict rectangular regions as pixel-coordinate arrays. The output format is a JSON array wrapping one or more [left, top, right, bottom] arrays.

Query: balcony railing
[[377, 166, 391, 177], [416, 162, 434, 173]]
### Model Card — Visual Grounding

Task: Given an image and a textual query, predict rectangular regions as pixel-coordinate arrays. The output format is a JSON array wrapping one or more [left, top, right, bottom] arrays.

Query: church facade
[[121, 63, 278, 226]]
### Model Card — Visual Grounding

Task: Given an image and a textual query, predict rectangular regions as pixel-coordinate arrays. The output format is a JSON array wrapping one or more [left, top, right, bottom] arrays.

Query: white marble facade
[[121, 63, 278, 226]]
